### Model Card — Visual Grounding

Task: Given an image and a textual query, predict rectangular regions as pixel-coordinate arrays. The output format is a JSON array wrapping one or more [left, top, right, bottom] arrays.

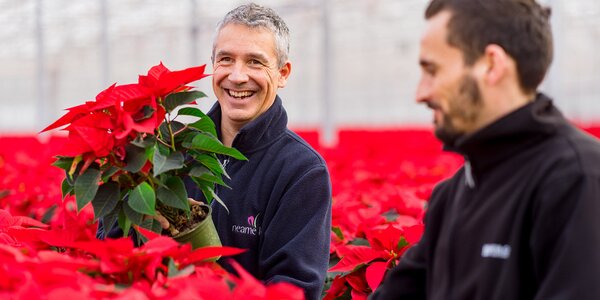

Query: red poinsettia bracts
[[41, 63, 209, 160]]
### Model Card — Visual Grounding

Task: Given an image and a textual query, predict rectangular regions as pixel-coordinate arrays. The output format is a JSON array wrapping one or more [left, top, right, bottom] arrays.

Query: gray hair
[[212, 3, 290, 68]]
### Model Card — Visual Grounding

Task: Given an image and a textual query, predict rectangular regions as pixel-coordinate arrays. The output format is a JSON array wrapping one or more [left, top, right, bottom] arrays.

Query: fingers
[[143, 212, 170, 229], [154, 211, 170, 229], [188, 198, 201, 205]]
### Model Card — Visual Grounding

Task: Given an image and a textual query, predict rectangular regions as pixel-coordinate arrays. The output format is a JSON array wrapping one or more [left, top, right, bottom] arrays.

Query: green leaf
[[124, 144, 148, 173], [153, 150, 184, 177], [128, 182, 156, 215], [190, 133, 247, 161], [131, 135, 156, 148], [195, 184, 229, 214], [189, 119, 218, 138], [101, 166, 120, 183], [118, 208, 132, 238], [41, 205, 57, 224], [124, 201, 145, 225], [397, 237, 409, 249], [91, 182, 120, 221], [190, 166, 228, 187], [192, 153, 228, 178], [102, 202, 122, 237], [52, 156, 74, 171], [178, 107, 217, 137], [164, 91, 207, 113], [61, 178, 73, 199], [159, 121, 186, 141], [139, 217, 163, 234], [74, 168, 102, 212], [157, 176, 190, 212], [332, 226, 344, 240]]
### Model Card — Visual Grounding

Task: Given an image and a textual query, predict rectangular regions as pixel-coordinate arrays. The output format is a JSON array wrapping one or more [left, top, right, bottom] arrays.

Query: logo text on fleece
[[232, 213, 260, 236], [481, 243, 511, 259]]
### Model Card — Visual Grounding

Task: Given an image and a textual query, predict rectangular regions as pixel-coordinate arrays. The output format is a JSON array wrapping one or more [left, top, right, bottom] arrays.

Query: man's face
[[212, 23, 291, 129], [416, 11, 484, 145]]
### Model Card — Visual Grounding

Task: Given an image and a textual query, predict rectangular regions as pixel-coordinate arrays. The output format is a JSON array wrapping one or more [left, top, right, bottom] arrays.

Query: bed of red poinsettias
[[2, 127, 599, 299]]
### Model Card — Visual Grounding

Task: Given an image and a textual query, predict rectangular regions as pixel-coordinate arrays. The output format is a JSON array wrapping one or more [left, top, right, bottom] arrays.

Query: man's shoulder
[[274, 129, 327, 166], [547, 124, 600, 177]]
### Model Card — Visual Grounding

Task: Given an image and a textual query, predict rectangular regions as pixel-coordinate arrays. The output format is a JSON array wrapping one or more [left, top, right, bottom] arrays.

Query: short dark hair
[[425, 0, 553, 94]]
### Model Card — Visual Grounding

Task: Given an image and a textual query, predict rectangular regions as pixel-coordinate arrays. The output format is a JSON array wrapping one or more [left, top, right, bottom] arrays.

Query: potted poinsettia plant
[[42, 62, 246, 248]]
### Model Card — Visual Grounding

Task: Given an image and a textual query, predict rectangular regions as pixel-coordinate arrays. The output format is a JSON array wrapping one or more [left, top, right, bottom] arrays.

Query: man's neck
[[220, 119, 244, 147]]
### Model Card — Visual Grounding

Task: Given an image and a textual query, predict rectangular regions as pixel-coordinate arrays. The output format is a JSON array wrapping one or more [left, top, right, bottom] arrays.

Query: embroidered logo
[[481, 243, 511, 259], [232, 213, 260, 236]]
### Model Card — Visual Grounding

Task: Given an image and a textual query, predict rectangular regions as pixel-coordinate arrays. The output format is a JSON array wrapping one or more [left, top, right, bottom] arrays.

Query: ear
[[277, 61, 292, 88], [480, 44, 510, 86]]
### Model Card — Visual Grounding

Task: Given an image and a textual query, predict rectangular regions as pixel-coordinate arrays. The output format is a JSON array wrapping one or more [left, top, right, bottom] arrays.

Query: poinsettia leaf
[[328, 246, 382, 273], [153, 149, 184, 177], [209, 187, 228, 214], [128, 182, 156, 216], [190, 133, 247, 161], [139, 218, 164, 234], [191, 153, 228, 178], [159, 121, 186, 141], [91, 182, 120, 221], [397, 237, 409, 249], [101, 166, 120, 183], [403, 224, 425, 245], [188, 118, 218, 138], [61, 178, 74, 199], [365, 261, 388, 291], [157, 176, 189, 212], [164, 91, 207, 113], [101, 202, 122, 237], [193, 171, 228, 187], [124, 201, 145, 225], [178, 106, 210, 119], [124, 144, 148, 173], [184, 246, 246, 264], [332, 226, 345, 240], [131, 135, 156, 148], [74, 168, 101, 212], [52, 156, 74, 171], [118, 208, 132, 238], [135, 224, 162, 240]]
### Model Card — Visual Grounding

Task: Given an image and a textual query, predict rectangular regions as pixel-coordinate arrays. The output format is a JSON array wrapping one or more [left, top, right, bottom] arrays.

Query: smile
[[227, 89, 254, 99]]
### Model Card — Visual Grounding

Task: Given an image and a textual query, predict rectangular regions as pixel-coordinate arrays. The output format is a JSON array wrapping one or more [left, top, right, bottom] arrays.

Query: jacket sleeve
[[258, 165, 332, 300], [531, 173, 600, 299]]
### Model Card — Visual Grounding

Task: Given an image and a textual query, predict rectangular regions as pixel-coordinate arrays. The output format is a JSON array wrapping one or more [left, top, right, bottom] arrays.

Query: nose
[[415, 76, 432, 104], [228, 62, 249, 84]]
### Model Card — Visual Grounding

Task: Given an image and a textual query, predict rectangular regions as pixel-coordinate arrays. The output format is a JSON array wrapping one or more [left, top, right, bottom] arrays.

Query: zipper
[[447, 157, 475, 299]]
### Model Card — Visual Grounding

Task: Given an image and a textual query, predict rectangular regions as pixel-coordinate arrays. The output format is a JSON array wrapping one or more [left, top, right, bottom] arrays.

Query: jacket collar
[[207, 95, 288, 154], [446, 93, 562, 179]]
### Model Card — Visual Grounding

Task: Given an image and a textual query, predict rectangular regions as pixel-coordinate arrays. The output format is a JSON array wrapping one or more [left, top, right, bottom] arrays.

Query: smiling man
[[185, 3, 332, 300], [372, 0, 600, 299]]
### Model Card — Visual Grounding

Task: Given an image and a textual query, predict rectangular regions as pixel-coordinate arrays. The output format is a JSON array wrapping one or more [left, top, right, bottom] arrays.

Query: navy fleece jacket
[[187, 96, 332, 300]]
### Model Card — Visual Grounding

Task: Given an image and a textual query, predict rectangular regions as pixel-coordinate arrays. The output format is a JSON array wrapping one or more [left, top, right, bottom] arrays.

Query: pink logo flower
[[247, 214, 260, 228]]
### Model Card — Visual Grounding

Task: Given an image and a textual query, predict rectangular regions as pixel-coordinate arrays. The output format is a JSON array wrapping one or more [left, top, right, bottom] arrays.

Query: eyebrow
[[215, 50, 270, 63]]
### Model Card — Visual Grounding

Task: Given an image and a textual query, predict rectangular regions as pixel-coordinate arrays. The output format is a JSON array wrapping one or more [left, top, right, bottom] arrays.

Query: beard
[[434, 74, 483, 146]]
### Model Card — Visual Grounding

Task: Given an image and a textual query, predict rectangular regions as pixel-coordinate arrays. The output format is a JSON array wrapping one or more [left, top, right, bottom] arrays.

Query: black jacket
[[372, 94, 600, 299], [187, 96, 332, 300]]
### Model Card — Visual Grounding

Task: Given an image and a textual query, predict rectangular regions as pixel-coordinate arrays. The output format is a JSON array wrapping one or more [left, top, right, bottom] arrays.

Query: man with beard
[[372, 0, 600, 299]]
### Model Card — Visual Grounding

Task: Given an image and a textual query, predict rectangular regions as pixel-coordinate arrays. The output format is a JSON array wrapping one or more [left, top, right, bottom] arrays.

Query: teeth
[[228, 90, 253, 98]]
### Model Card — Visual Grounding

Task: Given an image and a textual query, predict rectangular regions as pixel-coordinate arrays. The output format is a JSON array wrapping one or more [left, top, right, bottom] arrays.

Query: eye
[[218, 57, 233, 65], [248, 59, 264, 67]]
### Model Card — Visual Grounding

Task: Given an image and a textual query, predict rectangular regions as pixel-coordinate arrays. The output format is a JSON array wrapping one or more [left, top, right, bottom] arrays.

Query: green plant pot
[[173, 203, 221, 250]]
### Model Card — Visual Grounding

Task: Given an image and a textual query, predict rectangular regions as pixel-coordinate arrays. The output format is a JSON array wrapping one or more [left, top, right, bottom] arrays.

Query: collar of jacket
[[444, 93, 561, 182], [207, 95, 288, 154]]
